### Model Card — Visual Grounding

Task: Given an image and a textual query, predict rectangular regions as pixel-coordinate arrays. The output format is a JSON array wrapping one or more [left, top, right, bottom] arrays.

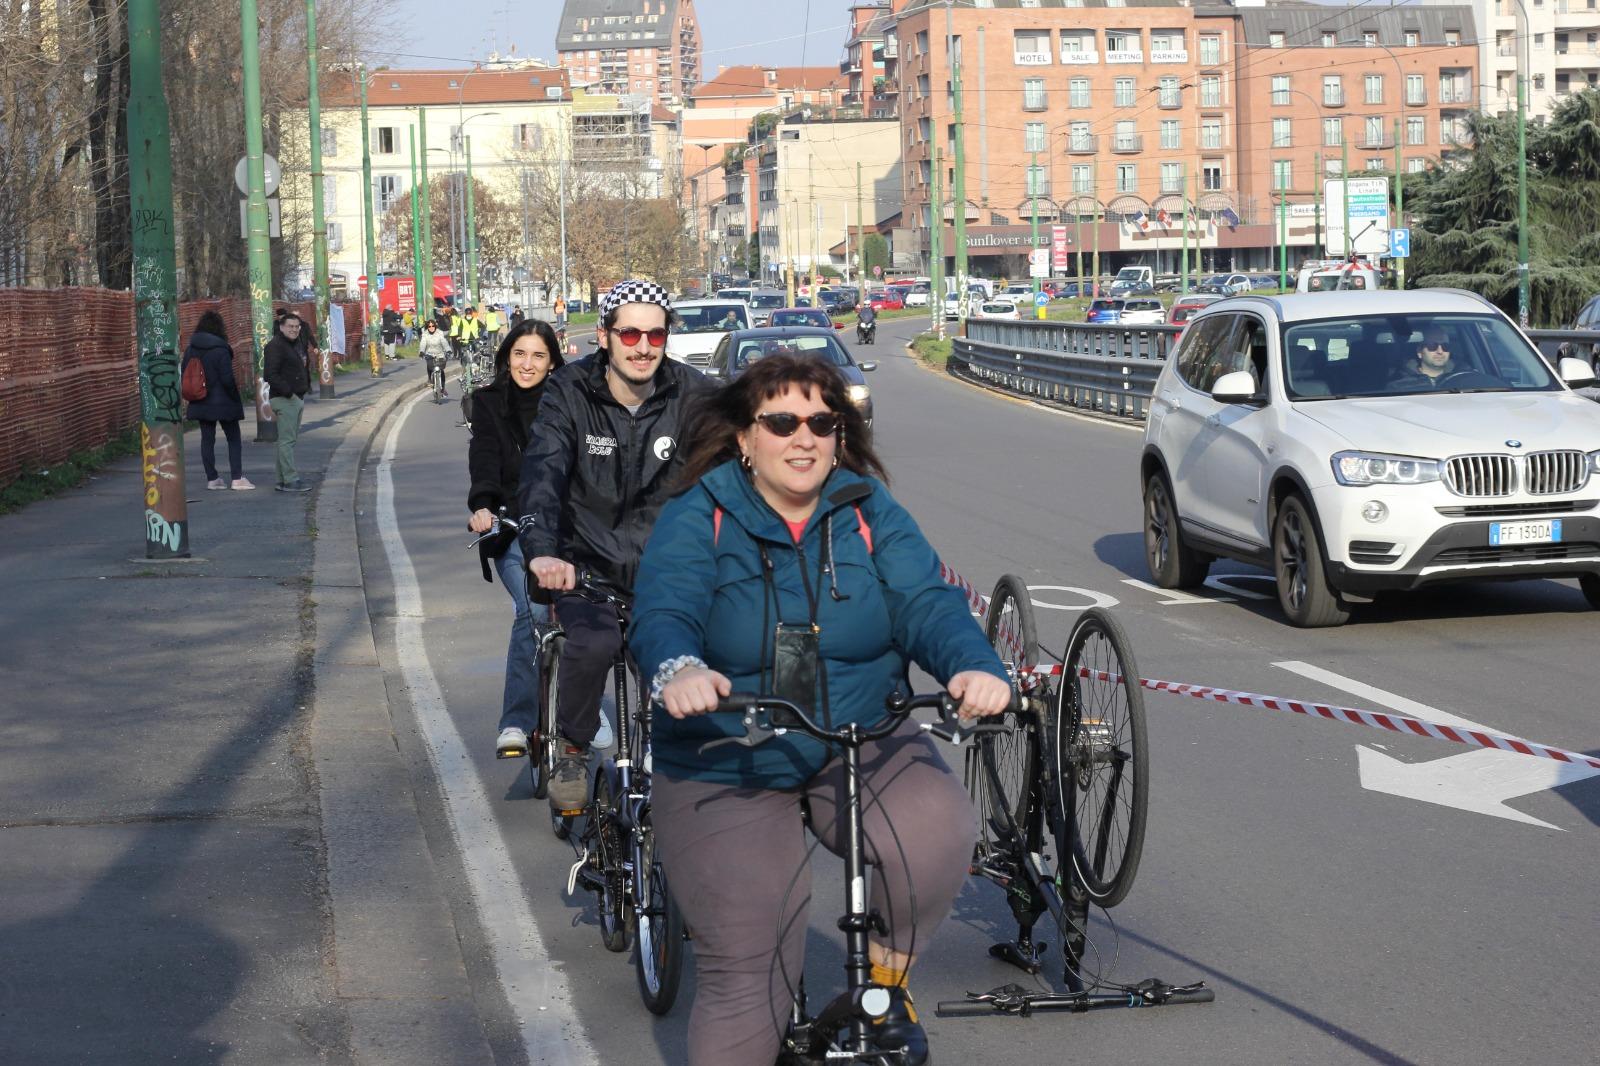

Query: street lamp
[[451, 109, 499, 304]]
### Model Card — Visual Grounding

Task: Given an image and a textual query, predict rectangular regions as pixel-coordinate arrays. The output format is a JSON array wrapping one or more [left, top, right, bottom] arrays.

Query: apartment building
[[842, 3, 902, 119], [556, 0, 702, 107], [1424, 0, 1600, 116]]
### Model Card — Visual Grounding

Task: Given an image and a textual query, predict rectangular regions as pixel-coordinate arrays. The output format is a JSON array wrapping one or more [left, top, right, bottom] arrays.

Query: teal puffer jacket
[[631, 460, 1007, 789]]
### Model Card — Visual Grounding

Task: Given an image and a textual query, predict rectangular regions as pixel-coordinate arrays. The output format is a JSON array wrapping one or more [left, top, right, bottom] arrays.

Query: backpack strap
[[713, 506, 723, 547], [853, 504, 872, 555]]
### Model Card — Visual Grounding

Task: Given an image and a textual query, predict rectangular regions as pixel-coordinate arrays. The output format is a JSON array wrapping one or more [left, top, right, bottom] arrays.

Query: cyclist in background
[[517, 279, 712, 814], [417, 318, 451, 398], [481, 303, 502, 350]]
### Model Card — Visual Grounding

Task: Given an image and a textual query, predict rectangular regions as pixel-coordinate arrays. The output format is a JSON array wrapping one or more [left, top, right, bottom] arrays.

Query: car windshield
[[750, 292, 785, 309], [1201, 276, 1230, 288], [735, 334, 850, 368], [1282, 313, 1561, 401], [769, 309, 830, 327], [676, 304, 747, 333], [716, 290, 749, 300], [1089, 300, 1121, 311]]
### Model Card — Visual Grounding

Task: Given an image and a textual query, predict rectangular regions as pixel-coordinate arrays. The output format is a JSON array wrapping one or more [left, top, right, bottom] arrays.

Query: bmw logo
[[1505, 439, 1523, 448]]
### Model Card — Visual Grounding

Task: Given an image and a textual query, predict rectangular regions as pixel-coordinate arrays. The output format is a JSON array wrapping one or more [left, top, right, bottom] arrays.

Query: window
[[327, 221, 344, 252], [1114, 78, 1136, 107], [514, 124, 543, 150], [1200, 35, 1222, 63], [1072, 164, 1092, 194], [1069, 78, 1091, 108], [1365, 74, 1383, 104], [1322, 32, 1336, 47], [1106, 29, 1141, 58], [1406, 116, 1425, 144], [1200, 119, 1222, 149], [1060, 30, 1094, 61], [915, 30, 928, 53], [1200, 75, 1221, 107], [1013, 29, 1051, 64], [918, 117, 932, 141], [321, 175, 337, 214], [1160, 119, 1180, 149], [1161, 161, 1182, 193], [1407, 157, 1426, 174], [1363, 31, 1377, 47], [1323, 75, 1343, 106], [376, 126, 397, 154], [1272, 118, 1292, 147], [1273, 160, 1292, 191], [376, 174, 400, 212], [1268, 31, 1285, 50], [1272, 75, 1290, 105], [1116, 163, 1137, 193], [1159, 76, 1181, 107], [919, 159, 931, 184], [1445, 30, 1460, 45], [1115, 119, 1138, 151], [1202, 161, 1222, 191], [1024, 121, 1045, 152], [1023, 78, 1046, 110], [1325, 157, 1344, 176], [1026, 164, 1048, 196], [320, 128, 337, 157], [1406, 73, 1425, 104], [1405, 31, 1419, 47], [1151, 30, 1185, 60], [1070, 121, 1093, 151], [1323, 117, 1343, 146], [1365, 115, 1386, 146], [1367, 158, 1386, 171]]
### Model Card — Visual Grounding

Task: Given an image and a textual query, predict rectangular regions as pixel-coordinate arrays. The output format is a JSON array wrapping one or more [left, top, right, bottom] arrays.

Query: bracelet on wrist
[[650, 655, 709, 704]]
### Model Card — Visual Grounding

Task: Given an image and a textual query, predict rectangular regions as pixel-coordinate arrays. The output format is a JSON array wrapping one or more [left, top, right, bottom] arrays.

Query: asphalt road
[[359, 320, 1599, 1065]]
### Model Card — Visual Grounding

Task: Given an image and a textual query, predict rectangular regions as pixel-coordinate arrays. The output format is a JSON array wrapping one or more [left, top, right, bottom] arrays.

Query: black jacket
[[183, 331, 244, 421], [516, 353, 711, 590], [468, 378, 544, 515], [263, 330, 310, 399]]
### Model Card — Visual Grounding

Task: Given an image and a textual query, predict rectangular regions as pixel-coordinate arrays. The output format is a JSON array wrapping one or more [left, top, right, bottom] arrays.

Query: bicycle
[[941, 576, 1210, 1017], [428, 355, 448, 404], [704, 690, 1014, 1064], [458, 337, 495, 427]]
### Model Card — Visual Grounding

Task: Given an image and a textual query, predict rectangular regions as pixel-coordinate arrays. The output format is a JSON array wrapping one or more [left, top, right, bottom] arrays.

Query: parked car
[[1085, 298, 1124, 324], [1118, 298, 1167, 325], [1557, 293, 1600, 371], [868, 290, 905, 311], [666, 300, 752, 367], [768, 307, 842, 330], [1168, 294, 1222, 326], [706, 326, 876, 423], [1139, 289, 1600, 628], [997, 284, 1036, 306], [979, 301, 1022, 320], [1197, 273, 1251, 295], [1109, 280, 1157, 297], [747, 289, 787, 326], [716, 287, 755, 304], [902, 283, 932, 308], [1050, 281, 1089, 300], [944, 290, 964, 319]]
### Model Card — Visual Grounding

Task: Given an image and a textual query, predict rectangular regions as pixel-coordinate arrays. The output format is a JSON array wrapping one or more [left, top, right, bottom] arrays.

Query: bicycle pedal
[[495, 746, 528, 760], [565, 848, 590, 896]]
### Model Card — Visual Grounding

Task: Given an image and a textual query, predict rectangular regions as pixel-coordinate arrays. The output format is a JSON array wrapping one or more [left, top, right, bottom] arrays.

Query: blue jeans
[[494, 540, 547, 734]]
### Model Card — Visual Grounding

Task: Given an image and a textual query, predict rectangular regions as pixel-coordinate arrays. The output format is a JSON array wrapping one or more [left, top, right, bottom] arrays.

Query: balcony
[[1323, 89, 1345, 107], [724, 225, 746, 239], [1405, 90, 1429, 106], [1066, 134, 1099, 154], [1022, 95, 1048, 112], [1111, 133, 1144, 153], [1361, 132, 1396, 149], [1158, 93, 1183, 109], [1555, 44, 1600, 66], [1438, 85, 1475, 104], [841, 56, 861, 74]]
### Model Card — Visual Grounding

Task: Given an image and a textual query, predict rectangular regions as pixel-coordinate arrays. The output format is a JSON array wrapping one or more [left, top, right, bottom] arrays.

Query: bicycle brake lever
[[697, 709, 780, 753]]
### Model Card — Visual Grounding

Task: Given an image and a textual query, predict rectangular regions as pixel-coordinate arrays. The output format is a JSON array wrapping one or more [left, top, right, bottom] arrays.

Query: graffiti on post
[[139, 421, 189, 557], [146, 508, 183, 552], [132, 208, 169, 236], [320, 346, 333, 384]]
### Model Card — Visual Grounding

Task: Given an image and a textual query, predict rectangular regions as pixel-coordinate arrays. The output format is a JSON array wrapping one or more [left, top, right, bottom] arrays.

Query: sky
[[381, 0, 855, 72]]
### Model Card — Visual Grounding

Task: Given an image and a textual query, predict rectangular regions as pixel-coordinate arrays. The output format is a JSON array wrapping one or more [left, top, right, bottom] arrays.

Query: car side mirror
[[1212, 370, 1261, 405], [1558, 356, 1596, 389], [859, 361, 877, 372]]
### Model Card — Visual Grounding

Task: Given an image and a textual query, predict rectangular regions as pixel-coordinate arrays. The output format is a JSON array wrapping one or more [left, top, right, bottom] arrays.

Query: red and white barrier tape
[[939, 564, 1599, 771]]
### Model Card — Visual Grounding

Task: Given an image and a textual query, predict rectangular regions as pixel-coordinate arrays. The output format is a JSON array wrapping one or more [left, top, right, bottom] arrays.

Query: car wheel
[[1272, 495, 1350, 628], [1581, 573, 1600, 609], [1143, 474, 1209, 589]]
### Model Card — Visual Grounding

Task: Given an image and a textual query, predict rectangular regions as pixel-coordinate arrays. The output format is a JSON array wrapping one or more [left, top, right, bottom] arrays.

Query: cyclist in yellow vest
[[481, 304, 502, 349]]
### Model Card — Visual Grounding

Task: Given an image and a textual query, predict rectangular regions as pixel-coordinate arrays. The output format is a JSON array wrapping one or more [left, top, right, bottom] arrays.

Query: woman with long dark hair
[[184, 310, 253, 490], [630, 353, 1011, 1066], [466, 319, 566, 755]]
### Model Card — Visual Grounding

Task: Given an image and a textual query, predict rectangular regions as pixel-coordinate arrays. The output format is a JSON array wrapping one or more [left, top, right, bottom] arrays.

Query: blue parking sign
[[1390, 227, 1411, 258]]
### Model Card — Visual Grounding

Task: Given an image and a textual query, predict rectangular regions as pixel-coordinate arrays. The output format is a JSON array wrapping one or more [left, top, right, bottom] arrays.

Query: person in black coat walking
[[465, 319, 566, 755], [183, 310, 254, 490], [263, 312, 312, 492]]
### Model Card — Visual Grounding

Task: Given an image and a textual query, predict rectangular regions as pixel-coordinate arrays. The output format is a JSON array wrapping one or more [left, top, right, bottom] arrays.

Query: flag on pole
[[1130, 210, 1149, 232], [1155, 207, 1172, 229], [1220, 206, 1241, 231]]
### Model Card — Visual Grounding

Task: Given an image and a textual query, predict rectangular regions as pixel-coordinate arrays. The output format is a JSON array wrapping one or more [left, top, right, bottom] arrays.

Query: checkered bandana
[[599, 279, 673, 322]]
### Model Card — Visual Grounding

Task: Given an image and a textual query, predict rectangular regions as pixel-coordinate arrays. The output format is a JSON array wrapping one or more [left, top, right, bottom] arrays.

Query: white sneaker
[[496, 726, 529, 758], [230, 477, 256, 491], [206, 478, 226, 490], [593, 713, 615, 750]]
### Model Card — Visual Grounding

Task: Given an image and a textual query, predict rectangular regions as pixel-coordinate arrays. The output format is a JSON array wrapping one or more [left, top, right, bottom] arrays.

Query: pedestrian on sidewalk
[[467, 318, 566, 755], [381, 307, 401, 360], [264, 313, 312, 493], [183, 310, 254, 491]]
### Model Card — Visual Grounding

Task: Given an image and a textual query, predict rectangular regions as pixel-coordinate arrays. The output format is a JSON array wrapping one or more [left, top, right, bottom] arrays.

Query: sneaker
[[592, 712, 614, 750], [230, 477, 256, 491], [496, 726, 529, 759], [872, 987, 928, 1066], [275, 480, 311, 494], [547, 742, 590, 814], [206, 478, 226, 490]]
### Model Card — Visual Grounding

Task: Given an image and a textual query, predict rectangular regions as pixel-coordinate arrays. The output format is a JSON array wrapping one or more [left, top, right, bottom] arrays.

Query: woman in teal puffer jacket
[[631, 353, 1011, 1066]]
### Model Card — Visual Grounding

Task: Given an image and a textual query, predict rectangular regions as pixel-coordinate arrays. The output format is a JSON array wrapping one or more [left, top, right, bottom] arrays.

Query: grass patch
[[0, 427, 141, 515], [911, 332, 952, 368], [568, 311, 599, 327]]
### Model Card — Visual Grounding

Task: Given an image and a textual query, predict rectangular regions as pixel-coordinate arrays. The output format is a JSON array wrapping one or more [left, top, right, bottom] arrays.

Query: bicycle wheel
[[592, 770, 632, 953], [969, 575, 1039, 849], [1051, 607, 1148, 907], [633, 814, 685, 1014], [543, 633, 572, 838]]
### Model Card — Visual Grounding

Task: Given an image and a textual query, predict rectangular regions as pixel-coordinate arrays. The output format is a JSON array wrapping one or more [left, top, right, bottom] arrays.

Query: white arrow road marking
[[1274, 661, 1599, 831]]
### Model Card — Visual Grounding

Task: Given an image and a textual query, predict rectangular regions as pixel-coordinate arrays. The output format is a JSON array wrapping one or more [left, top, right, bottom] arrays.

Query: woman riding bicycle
[[631, 353, 1010, 1066], [418, 318, 452, 399], [466, 319, 565, 756]]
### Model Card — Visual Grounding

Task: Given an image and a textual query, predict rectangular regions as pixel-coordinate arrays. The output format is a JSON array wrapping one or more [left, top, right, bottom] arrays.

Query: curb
[[308, 375, 499, 1065]]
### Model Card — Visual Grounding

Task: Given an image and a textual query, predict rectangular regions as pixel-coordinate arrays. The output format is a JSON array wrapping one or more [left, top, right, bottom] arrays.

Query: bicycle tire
[[633, 815, 685, 1014], [970, 575, 1039, 850], [592, 770, 632, 953], [1052, 607, 1148, 907]]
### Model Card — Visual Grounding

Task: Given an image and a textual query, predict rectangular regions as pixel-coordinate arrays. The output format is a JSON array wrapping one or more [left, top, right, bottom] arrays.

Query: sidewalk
[[0, 364, 484, 1064]]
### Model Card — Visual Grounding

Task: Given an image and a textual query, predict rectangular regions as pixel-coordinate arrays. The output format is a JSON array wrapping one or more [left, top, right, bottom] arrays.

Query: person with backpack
[[628, 353, 1011, 1066], [183, 310, 253, 490]]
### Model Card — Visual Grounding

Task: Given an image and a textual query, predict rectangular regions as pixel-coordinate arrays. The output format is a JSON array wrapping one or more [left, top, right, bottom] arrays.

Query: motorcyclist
[[856, 303, 877, 344]]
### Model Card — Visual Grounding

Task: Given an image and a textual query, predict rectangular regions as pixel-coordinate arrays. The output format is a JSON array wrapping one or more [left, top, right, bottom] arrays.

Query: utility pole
[[1341, 136, 1350, 261], [1180, 162, 1189, 295], [930, 144, 944, 340], [1393, 116, 1405, 290], [558, 137, 569, 310], [242, 0, 276, 442], [947, 0, 968, 321], [466, 135, 479, 305], [856, 161, 864, 283], [1091, 162, 1100, 298], [1030, 148, 1041, 301], [409, 129, 423, 324], [786, 201, 796, 307], [1315, 151, 1323, 258], [358, 65, 380, 376], [1278, 187, 1288, 291], [305, 0, 333, 398], [129, 0, 189, 557], [1516, 34, 1529, 324], [419, 108, 433, 315]]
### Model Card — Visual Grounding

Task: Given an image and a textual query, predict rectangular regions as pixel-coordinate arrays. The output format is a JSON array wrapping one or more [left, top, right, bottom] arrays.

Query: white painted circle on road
[[1027, 585, 1120, 611]]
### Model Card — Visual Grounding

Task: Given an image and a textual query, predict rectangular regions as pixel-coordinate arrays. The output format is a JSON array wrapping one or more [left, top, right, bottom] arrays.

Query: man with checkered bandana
[[516, 280, 713, 812]]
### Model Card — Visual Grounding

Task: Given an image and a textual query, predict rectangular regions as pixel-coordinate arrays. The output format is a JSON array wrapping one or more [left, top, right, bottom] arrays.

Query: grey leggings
[[652, 721, 979, 1066]]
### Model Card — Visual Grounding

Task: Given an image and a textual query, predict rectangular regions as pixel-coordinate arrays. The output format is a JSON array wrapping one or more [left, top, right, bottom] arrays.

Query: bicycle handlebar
[[698, 691, 1029, 755], [464, 510, 629, 604]]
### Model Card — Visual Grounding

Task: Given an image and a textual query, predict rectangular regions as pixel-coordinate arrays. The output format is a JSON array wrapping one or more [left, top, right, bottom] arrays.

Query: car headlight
[[1588, 450, 1600, 474], [1331, 451, 1442, 486], [846, 384, 871, 404]]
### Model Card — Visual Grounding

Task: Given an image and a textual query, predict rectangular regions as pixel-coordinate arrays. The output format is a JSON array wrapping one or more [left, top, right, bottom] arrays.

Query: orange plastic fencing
[[0, 288, 369, 488]]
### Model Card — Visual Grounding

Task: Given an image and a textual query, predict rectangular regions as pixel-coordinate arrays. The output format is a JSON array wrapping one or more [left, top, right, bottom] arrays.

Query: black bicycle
[[705, 690, 1013, 1064], [458, 336, 495, 427], [942, 577, 1210, 1017]]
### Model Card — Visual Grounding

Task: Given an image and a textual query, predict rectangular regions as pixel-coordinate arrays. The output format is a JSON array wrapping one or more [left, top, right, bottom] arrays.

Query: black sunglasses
[[755, 411, 841, 438], [1422, 341, 1448, 350]]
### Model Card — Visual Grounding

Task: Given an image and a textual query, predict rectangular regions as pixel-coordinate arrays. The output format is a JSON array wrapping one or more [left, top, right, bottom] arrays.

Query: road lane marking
[[377, 392, 596, 1064], [1273, 660, 1596, 830], [1121, 578, 1233, 605]]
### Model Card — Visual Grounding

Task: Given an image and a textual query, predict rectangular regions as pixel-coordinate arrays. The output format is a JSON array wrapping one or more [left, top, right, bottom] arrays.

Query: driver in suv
[[1392, 329, 1456, 388]]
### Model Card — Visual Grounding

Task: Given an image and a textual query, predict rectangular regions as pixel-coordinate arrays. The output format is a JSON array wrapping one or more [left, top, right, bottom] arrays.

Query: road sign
[[1033, 291, 1050, 307], [1324, 177, 1390, 257], [234, 154, 281, 197], [1390, 227, 1411, 258], [239, 197, 281, 239], [1051, 225, 1070, 270]]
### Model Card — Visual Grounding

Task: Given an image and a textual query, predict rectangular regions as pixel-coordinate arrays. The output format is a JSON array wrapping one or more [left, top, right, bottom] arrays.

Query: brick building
[[555, 0, 702, 107]]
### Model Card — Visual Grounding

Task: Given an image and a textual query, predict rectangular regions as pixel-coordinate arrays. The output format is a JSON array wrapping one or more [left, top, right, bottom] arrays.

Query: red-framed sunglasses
[[610, 326, 669, 347]]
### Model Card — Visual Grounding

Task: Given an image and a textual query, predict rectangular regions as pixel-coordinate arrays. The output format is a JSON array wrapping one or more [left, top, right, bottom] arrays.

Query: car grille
[[1435, 499, 1597, 518], [1444, 454, 1516, 497], [1524, 450, 1588, 495], [681, 351, 713, 367], [1431, 542, 1600, 565]]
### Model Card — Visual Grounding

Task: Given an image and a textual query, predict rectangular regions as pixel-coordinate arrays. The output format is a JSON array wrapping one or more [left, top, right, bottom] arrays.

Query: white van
[[1295, 262, 1381, 293]]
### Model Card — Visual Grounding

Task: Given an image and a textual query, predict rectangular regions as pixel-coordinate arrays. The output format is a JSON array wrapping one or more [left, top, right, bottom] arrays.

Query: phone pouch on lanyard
[[772, 623, 819, 727]]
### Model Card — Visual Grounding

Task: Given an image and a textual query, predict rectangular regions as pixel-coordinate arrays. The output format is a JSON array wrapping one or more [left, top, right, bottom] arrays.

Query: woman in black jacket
[[184, 310, 253, 490], [466, 319, 566, 754]]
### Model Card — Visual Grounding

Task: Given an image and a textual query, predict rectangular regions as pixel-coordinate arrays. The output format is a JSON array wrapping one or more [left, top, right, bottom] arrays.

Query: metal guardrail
[[953, 319, 1600, 421]]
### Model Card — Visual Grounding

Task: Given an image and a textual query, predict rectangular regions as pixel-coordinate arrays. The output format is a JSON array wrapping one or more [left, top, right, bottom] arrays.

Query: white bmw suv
[[1140, 289, 1600, 626]]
